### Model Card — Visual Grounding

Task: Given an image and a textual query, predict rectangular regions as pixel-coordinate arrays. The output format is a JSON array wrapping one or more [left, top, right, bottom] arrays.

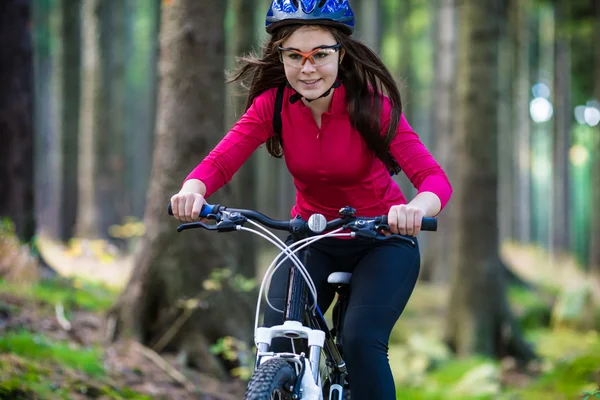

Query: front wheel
[[245, 358, 297, 400]]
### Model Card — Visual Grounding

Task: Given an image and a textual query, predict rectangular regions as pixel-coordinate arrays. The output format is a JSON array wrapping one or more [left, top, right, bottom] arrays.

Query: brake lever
[[177, 222, 218, 232], [348, 220, 416, 247], [176, 213, 247, 233], [373, 234, 416, 247]]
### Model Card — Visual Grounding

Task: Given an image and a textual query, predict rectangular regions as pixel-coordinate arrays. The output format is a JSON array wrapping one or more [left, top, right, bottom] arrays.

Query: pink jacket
[[186, 84, 452, 221]]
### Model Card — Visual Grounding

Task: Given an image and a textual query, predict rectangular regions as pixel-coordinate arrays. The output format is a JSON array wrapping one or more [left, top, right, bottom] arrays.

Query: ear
[[339, 48, 345, 64]]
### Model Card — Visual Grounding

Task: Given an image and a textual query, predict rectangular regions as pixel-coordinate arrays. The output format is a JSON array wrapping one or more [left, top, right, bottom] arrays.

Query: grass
[[0, 275, 150, 399], [0, 277, 118, 312], [0, 331, 151, 399], [0, 331, 104, 376], [0, 331, 149, 400], [387, 272, 600, 400]]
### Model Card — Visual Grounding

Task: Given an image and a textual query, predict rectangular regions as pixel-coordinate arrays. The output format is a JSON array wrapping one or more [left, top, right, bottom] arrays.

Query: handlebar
[[167, 203, 437, 237]]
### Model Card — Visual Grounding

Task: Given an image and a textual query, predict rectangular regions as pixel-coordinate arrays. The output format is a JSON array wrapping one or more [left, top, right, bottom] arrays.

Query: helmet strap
[[288, 78, 342, 104]]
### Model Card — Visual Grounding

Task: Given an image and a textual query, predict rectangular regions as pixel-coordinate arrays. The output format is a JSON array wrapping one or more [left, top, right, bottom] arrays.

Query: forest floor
[[0, 234, 246, 399], [1, 233, 600, 399]]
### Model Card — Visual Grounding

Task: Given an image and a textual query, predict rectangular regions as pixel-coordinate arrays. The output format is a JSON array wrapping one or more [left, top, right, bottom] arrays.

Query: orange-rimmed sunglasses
[[278, 44, 342, 68]]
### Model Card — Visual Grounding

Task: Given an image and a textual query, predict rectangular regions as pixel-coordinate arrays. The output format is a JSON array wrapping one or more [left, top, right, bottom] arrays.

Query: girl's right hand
[[170, 191, 206, 222]]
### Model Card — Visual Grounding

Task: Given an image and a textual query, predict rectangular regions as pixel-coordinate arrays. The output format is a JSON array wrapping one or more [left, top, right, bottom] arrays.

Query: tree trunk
[[497, 0, 514, 245], [513, 0, 532, 244], [445, 0, 536, 364], [127, 0, 161, 218], [75, 0, 105, 238], [394, 0, 417, 199], [551, 0, 571, 253], [228, 0, 258, 278], [420, 0, 456, 283], [356, 0, 382, 54], [110, 0, 254, 378], [0, 0, 36, 243], [590, 0, 600, 277], [32, 0, 53, 238], [52, 0, 81, 242], [103, 0, 129, 235], [530, 5, 554, 247]]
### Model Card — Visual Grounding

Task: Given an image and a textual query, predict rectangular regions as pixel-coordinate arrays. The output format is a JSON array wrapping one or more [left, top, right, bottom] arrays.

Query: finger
[[398, 205, 407, 235], [174, 197, 185, 221], [184, 195, 195, 222], [178, 197, 188, 222], [387, 207, 398, 234], [170, 196, 179, 219], [405, 208, 415, 236], [413, 209, 423, 236], [191, 196, 203, 221]]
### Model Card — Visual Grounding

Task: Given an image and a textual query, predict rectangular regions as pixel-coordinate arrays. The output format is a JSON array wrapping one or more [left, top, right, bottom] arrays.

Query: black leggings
[[263, 236, 420, 400]]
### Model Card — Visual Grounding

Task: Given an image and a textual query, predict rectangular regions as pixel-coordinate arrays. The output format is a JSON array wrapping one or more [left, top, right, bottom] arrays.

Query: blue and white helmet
[[266, 0, 355, 34]]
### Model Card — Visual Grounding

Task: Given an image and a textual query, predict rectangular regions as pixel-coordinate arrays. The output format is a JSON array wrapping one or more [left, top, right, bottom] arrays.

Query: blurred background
[[0, 0, 599, 398]]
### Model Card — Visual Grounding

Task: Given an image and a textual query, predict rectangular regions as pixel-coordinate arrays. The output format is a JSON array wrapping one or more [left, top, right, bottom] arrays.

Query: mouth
[[299, 79, 321, 87]]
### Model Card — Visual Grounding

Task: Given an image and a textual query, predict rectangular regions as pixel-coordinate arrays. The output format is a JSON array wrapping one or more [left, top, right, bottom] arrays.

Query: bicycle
[[168, 203, 436, 400]]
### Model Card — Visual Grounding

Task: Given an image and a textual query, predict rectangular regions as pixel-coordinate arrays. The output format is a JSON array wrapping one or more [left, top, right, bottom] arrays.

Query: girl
[[171, 1, 452, 398]]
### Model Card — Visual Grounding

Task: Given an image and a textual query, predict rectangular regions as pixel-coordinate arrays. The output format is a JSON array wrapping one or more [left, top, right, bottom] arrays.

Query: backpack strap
[[272, 83, 286, 137]]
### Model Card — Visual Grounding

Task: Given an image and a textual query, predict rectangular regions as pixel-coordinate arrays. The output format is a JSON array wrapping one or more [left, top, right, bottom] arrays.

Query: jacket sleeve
[[381, 97, 453, 210], [185, 88, 277, 198]]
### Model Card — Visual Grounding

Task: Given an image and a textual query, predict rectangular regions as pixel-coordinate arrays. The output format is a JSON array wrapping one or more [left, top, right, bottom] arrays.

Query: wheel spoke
[[270, 389, 282, 400]]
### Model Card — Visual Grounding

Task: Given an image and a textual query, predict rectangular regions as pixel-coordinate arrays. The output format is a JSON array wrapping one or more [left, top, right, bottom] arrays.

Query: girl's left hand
[[387, 204, 426, 236]]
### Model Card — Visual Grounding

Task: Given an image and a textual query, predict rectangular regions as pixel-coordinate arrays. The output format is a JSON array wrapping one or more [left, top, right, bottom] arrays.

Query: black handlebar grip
[[380, 215, 437, 232], [168, 202, 173, 215], [421, 217, 437, 231]]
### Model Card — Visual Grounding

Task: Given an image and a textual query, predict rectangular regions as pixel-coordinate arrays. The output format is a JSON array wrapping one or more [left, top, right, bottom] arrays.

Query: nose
[[300, 60, 316, 74]]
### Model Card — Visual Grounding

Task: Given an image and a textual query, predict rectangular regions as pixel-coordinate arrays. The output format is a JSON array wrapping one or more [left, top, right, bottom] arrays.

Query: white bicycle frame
[[233, 212, 354, 400]]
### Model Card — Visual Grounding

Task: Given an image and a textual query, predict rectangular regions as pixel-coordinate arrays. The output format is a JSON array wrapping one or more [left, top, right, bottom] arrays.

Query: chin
[[300, 90, 326, 100]]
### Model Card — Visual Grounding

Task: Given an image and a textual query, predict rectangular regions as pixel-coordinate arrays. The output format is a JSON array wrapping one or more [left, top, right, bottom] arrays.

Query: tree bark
[[110, 0, 254, 378], [0, 0, 36, 243], [513, 0, 532, 244], [445, 0, 536, 364], [420, 0, 456, 283], [590, 0, 600, 277], [52, 0, 81, 242], [127, 0, 161, 218], [498, 0, 514, 245], [393, 0, 417, 199], [356, 0, 382, 54], [32, 0, 53, 238], [551, 0, 571, 253], [75, 0, 105, 238], [103, 0, 129, 234], [228, 0, 258, 278]]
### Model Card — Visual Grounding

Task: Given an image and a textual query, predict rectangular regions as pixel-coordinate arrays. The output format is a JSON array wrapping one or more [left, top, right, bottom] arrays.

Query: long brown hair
[[228, 25, 402, 173]]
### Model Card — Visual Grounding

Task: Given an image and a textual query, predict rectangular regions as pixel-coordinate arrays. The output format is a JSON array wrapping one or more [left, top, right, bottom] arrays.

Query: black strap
[[272, 83, 286, 137]]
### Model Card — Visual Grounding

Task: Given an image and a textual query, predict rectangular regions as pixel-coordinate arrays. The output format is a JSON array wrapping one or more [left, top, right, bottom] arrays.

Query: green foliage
[[393, 355, 500, 399], [389, 326, 600, 399], [210, 336, 253, 380], [510, 350, 600, 398], [0, 350, 151, 400], [109, 217, 145, 239], [0, 278, 118, 312], [508, 285, 553, 331], [203, 268, 257, 293], [0, 217, 16, 237], [581, 388, 600, 400], [0, 331, 104, 377], [427, 357, 494, 386]]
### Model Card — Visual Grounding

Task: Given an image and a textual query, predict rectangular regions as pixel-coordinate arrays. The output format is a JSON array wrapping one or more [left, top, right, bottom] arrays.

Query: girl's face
[[280, 26, 343, 102]]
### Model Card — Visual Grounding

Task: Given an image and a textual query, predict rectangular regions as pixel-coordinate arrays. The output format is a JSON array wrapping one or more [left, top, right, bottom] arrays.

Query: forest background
[[1, 0, 599, 398]]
